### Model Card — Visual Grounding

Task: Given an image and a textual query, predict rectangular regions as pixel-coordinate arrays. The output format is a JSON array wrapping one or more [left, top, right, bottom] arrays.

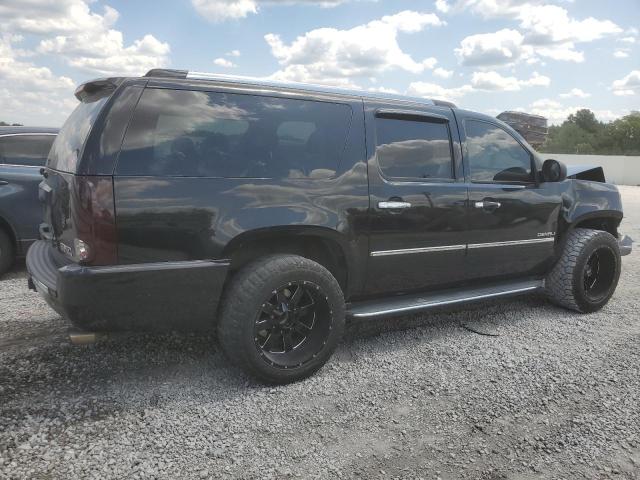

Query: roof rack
[[143, 69, 456, 108]]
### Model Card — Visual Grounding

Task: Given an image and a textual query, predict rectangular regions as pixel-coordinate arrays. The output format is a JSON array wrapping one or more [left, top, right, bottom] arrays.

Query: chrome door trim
[[370, 237, 554, 257], [0, 133, 57, 138], [0, 164, 43, 169], [467, 238, 554, 249], [378, 201, 412, 209], [370, 244, 466, 257]]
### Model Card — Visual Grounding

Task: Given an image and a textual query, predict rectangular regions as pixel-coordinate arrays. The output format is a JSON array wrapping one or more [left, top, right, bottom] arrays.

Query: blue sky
[[1, 0, 638, 126]]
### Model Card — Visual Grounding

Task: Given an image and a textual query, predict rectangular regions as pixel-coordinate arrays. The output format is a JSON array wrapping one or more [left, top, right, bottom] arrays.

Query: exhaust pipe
[[68, 331, 104, 345]]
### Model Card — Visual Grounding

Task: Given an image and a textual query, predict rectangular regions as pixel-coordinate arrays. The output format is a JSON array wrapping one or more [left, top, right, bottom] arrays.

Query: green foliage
[[540, 110, 640, 155], [0, 121, 23, 126]]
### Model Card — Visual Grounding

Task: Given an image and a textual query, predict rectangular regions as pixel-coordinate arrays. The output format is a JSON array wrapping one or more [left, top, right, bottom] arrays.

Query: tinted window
[[0, 135, 55, 167], [48, 96, 109, 172], [465, 120, 533, 183], [375, 117, 453, 180], [116, 88, 353, 178]]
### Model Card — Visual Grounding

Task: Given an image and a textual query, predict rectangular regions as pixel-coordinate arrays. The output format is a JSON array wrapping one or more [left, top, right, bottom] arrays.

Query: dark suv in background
[[0, 127, 57, 275], [27, 70, 631, 383]]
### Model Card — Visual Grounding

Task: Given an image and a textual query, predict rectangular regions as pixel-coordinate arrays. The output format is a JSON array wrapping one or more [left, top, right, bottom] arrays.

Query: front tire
[[0, 228, 15, 276], [217, 255, 345, 384], [546, 228, 621, 313]]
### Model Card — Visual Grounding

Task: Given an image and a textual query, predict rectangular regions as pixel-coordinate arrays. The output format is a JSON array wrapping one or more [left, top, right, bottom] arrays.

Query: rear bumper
[[26, 240, 230, 331], [618, 234, 633, 256]]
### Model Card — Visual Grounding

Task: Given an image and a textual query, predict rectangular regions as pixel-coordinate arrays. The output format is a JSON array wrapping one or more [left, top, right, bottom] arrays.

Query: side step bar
[[347, 279, 544, 318]]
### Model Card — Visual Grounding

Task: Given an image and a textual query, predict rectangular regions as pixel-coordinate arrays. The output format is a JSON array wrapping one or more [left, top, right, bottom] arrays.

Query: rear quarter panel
[[113, 91, 370, 295]]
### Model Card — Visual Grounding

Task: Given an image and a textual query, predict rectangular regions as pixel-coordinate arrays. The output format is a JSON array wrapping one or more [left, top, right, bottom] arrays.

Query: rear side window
[[116, 88, 353, 179], [375, 116, 454, 180], [0, 135, 55, 167], [48, 97, 109, 172], [465, 120, 533, 183]]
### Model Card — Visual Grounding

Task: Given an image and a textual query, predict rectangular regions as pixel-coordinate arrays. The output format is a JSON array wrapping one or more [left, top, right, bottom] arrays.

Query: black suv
[[27, 69, 632, 383], [0, 127, 57, 275]]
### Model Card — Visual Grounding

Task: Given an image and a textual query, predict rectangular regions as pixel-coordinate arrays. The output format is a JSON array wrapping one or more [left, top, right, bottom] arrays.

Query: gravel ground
[[1, 186, 639, 480]]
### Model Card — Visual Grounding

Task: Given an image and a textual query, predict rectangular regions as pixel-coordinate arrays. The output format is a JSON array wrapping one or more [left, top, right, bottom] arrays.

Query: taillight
[[72, 176, 117, 265]]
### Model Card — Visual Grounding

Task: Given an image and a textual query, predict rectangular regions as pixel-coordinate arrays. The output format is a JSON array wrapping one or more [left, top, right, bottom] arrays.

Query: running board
[[347, 279, 544, 318]]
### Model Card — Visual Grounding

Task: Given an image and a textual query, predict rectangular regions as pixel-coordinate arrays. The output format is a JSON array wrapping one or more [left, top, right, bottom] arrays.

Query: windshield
[[47, 96, 109, 172]]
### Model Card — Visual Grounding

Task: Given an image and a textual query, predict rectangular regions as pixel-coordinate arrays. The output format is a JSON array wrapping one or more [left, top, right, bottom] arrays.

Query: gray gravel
[[1, 186, 639, 480]]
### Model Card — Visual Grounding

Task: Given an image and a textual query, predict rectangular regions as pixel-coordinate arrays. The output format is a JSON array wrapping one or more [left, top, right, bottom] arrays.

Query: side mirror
[[541, 159, 567, 183]]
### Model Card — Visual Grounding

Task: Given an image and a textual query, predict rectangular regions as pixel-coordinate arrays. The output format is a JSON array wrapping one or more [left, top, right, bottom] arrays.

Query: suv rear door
[[364, 101, 468, 295], [459, 115, 561, 280]]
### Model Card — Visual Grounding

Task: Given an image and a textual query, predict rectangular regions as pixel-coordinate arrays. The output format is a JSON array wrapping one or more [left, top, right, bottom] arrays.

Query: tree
[[566, 109, 600, 134], [539, 110, 639, 155]]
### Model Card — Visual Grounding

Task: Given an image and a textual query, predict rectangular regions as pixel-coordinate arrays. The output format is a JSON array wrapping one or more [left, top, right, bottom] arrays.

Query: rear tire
[[217, 255, 345, 384], [0, 228, 15, 276], [546, 228, 621, 313]]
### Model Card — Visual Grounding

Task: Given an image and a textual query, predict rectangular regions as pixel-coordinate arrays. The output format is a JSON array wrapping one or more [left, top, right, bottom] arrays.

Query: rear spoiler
[[74, 77, 124, 102]]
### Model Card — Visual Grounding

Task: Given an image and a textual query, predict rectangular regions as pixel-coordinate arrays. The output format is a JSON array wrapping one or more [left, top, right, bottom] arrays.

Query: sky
[[0, 0, 638, 127]]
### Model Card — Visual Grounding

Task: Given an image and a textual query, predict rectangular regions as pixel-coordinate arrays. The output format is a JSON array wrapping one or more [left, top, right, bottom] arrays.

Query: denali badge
[[537, 232, 555, 237]]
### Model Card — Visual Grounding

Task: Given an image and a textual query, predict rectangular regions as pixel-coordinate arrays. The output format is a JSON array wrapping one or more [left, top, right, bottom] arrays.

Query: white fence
[[547, 154, 640, 186]]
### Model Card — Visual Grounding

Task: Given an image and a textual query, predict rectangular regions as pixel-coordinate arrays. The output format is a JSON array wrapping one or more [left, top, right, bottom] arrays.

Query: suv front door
[[364, 102, 468, 295], [460, 116, 561, 281]]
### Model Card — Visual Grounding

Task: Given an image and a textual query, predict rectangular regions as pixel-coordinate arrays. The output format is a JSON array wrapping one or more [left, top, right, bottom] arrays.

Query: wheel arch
[[221, 226, 354, 297], [563, 210, 622, 238], [0, 215, 18, 252]]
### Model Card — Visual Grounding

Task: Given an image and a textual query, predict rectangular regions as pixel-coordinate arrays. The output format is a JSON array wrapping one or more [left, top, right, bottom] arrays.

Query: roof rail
[[145, 69, 188, 79], [142, 69, 457, 108]]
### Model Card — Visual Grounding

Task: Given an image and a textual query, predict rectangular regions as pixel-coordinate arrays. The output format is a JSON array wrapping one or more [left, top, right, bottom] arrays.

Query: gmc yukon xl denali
[[27, 69, 632, 383]]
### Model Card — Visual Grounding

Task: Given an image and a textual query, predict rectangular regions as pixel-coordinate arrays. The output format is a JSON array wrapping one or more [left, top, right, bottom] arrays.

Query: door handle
[[474, 200, 501, 210], [0, 179, 8, 186], [378, 201, 412, 209]]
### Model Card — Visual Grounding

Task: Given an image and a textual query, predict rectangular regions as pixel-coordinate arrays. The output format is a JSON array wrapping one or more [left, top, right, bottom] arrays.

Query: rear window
[[47, 97, 109, 172], [0, 135, 56, 167], [116, 88, 353, 179]]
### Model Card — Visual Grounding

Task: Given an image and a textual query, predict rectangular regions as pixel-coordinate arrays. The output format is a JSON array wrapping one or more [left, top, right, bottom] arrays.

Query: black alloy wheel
[[582, 246, 617, 303], [546, 228, 621, 313], [217, 254, 345, 384], [254, 281, 332, 369]]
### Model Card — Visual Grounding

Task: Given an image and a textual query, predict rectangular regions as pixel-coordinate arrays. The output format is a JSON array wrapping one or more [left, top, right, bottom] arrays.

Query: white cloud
[[1, 0, 170, 76], [559, 88, 590, 99], [368, 86, 399, 94], [191, 0, 257, 22], [471, 70, 550, 91], [0, 36, 77, 126], [612, 70, 640, 96], [407, 81, 473, 102], [265, 10, 444, 86], [518, 4, 621, 45], [39, 33, 170, 76], [450, 1, 621, 65], [435, 0, 450, 13], [613, 50, 629, 59], [433, 67, 453, 79], [227, 49, 241, 57], [214, 57, 236, 67], [455, 29, 525, 67], [619, 36, 636, 44], [192, 0, 375, 22], [535, 43, 584, 63], [528, 98, 624, 125], [407, 69, 549, 103]]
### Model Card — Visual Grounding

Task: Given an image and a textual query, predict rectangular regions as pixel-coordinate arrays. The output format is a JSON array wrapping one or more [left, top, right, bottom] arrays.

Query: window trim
[[0, 133, 57, 168], [463, 118, 537, 186], [373, 111, 456, 183]]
